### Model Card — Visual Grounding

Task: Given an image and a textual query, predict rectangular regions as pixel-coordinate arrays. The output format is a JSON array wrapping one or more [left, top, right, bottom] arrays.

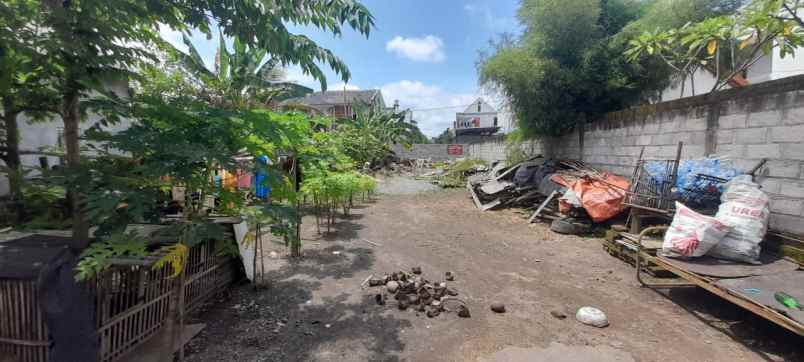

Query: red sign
[[447, 144, 464, 155]]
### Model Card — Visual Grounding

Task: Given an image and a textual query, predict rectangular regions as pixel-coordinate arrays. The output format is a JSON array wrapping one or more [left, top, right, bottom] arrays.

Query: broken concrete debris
[[367, 269, 470, 319]]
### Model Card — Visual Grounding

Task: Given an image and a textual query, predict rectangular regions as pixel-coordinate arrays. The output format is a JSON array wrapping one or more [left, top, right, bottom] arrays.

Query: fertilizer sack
[[662, 202, 731, 258], [708, 175, 769, 264]]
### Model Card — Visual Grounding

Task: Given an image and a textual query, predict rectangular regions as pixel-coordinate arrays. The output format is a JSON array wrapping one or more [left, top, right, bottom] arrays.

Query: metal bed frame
[[633, 226, 804, 337]]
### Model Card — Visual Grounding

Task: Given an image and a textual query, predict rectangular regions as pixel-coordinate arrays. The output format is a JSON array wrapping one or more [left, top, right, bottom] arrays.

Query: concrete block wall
[[465, 135, 545, 164], [391, 144, 468, 162], [392, 135, 545, 165], [714, 89, 804, 235], [465, 135, 507, 163]]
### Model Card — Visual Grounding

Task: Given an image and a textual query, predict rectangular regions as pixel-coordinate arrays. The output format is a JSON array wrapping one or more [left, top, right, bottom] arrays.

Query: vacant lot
[[186, 178, 801, 362]]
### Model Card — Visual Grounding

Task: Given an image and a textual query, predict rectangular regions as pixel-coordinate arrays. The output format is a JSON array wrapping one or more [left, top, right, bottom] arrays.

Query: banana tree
[[335, 105, 420, 166], [171, 31, 313, 109]]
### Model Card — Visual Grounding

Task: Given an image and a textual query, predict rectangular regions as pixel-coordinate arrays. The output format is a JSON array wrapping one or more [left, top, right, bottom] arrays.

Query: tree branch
[[783, 3, 804, 27], [712, 32, 779, 92]]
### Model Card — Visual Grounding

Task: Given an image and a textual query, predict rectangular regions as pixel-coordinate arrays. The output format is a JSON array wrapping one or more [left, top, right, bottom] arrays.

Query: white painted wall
[[768, 47, 804, 80], [1, 80, 133, 196], [660, 67, 723, 102], [455, 98, 499, 129], [661, 47, 804, 102]]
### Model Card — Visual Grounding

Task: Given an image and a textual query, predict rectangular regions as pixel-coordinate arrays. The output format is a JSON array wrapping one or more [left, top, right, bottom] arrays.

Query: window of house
[[493, 117, 498, 127], [477, 103, 481, 112]]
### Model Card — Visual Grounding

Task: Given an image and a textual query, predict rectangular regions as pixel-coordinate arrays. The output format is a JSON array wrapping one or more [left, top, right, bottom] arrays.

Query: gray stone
[[490, 302, 506, 313]]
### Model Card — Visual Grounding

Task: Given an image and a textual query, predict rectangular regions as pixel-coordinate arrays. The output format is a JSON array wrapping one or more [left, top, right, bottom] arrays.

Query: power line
[[409, 104, 472, 112]]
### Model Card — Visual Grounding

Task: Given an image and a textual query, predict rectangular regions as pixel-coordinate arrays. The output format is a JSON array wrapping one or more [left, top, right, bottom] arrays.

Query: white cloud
[[284, 66, 322, 89], [380, 80, 476, 137], [464, 4, 476, 12], [385, 35, 446, 63]]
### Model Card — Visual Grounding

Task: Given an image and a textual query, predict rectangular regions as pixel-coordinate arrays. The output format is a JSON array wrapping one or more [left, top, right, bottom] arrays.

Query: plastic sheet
[[709, 175, 769, 264], [645, 158, 741, 194], [662, 202, 731, 258], [553, 173, 630, 222]]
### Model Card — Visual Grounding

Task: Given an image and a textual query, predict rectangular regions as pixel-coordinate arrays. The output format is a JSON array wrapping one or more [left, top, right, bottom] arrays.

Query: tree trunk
[[2, 103, 22, 201], [2, 104, 24, 223], [63, 89, 89, 249]]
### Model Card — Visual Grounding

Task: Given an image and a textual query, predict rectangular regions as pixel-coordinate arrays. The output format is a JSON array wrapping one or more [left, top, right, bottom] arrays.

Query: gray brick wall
[[391, 144, 469, 162]]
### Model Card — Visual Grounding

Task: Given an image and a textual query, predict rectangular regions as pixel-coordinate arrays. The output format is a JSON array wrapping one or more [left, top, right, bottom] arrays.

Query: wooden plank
[[528, 190, 558, 223], [493, 162, 522, 181], [467, 180, 483, 210], [480, 198, 503, 211]]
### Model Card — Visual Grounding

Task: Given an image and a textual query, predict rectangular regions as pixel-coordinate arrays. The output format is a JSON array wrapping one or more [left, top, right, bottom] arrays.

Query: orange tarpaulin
[[551, 173, 630, 222]]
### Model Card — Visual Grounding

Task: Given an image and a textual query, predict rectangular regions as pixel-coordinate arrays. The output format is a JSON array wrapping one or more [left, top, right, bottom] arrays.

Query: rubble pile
[[464, 156, 633, 233], [467, 157, 567, 216], [366, 268, 470, 319]]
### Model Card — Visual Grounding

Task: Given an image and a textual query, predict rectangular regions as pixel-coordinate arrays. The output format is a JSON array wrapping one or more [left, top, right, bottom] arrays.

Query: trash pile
[[363, 267, 470, 318], [466, 156, 630, 232]]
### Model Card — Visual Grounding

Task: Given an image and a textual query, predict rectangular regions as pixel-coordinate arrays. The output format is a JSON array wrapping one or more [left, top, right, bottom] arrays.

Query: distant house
[[280, 89, 386, 119], [454, 98, 499, 138]]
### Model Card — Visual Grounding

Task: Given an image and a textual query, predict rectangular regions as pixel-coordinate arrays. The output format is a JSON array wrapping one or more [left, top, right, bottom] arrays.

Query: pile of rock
[[367, 267, 470, 318]]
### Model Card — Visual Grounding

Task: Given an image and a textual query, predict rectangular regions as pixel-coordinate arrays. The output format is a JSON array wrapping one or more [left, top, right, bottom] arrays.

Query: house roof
[[282, 89, 383, 106], [460, 98, 497, 114]]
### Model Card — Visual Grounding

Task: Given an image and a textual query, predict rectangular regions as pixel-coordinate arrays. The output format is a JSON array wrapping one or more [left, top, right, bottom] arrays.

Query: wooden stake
[[529, 190, 558, 223]]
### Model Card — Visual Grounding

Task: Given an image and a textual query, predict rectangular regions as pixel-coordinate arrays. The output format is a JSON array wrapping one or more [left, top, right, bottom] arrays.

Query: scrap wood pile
[[363, 267, 470, 318], [466, 156, 631, 232]]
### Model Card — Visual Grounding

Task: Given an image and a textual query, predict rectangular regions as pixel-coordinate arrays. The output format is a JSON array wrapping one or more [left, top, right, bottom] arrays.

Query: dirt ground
[[185, 176, 802, 362]]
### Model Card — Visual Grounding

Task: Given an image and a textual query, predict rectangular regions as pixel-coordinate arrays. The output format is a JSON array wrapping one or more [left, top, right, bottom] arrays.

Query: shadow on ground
[[186, 240, 411, 362]]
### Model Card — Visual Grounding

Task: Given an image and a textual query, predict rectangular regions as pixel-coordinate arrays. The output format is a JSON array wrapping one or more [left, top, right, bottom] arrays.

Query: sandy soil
[[185, 177, 802, 362]]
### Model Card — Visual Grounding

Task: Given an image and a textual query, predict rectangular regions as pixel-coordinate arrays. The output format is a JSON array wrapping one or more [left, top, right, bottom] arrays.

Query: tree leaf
[[707, 39, 717, 55]]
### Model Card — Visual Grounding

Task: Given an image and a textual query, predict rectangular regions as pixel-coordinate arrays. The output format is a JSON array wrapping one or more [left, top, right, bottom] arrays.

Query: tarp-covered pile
[[467, 157, 630, 225]]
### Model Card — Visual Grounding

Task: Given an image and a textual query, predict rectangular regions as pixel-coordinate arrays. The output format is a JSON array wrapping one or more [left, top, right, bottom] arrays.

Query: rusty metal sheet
[[715, 271, 804, 325]]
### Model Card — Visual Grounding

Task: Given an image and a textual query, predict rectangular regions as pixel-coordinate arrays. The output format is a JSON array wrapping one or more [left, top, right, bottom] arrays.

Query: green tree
[[6, 0, 373, 248], [432, 128, 455, 144], [171, 31, 313, 109], [479, 0, 650, 137], [335, 105, 421, 166], [0, 1, 60, 221]]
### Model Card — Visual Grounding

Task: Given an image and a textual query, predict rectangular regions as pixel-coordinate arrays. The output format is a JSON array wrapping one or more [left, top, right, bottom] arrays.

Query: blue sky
[[160, 0, 521, 137]]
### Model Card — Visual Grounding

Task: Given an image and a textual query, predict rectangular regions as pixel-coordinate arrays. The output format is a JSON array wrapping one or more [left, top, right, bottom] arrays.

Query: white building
[[454, 98, 500, 136], [0, 80, 133, 196], [661, 48, 804, 101]]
